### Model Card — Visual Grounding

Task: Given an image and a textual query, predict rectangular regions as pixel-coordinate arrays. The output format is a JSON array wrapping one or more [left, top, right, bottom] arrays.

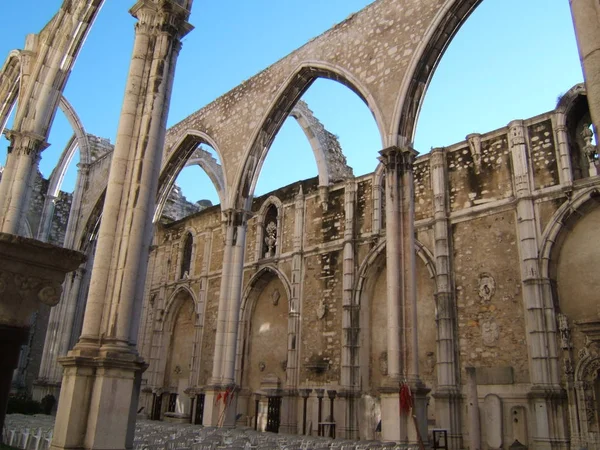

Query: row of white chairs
[[4, 415, 411, 450]]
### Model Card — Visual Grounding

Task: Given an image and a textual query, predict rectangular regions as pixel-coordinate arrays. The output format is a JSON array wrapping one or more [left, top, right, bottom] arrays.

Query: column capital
[[508, 119, 527, 148], [429, 147, 446, 169], [378, 146, 418, 172], [130, 0, 194, 39], [4, 130, 49, 157], [221, 208, 252, 227]]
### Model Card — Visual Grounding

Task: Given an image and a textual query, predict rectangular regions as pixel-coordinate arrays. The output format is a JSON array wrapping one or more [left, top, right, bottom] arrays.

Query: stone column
[[570, 0, 600, 135], [553, 114, 574, 188], [205, 209, 249, 426], [378, 146, 424, 443], [508, 120, 565, 450], [280, 187, 305, 434], [51, 3, 192, 450], [0, 132, 47, 235], [340, 180, 358, 439], [430, 147, 462, 449]]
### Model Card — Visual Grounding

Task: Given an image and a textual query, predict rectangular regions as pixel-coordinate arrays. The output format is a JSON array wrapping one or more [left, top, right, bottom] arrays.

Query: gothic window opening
[[262, 204, 279, 259], [180, 232, 193, 279]]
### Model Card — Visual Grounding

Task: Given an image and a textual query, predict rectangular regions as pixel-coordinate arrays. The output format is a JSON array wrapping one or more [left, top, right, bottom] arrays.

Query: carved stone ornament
[[557, 313, 572, 350], [467, 134, 482, 174], [477, 273, 496, 301], [259, 361, 266, 372], [0, 233, 85, 328], [264, 221, 277, 258], [316, 299, 326, 320], [271, 289, 280, 306], [481, 320, 500, 347]]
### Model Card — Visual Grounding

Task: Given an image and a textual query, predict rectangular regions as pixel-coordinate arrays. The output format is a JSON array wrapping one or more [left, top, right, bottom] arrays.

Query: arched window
[[262, 204, 279, 259], [180, 232, 193, 279]]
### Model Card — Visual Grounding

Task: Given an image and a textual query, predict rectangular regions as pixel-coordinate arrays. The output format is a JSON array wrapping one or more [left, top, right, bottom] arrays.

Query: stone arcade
[[1, 0, 600, 449]]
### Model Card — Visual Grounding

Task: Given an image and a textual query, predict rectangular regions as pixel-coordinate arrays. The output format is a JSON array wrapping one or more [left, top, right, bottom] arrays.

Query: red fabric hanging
[[399, 383, 413, 415], [215, 391, 223, 405]]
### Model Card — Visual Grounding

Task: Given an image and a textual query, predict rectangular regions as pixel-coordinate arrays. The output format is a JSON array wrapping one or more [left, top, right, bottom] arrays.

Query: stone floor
[[3, 414, 410, 449]]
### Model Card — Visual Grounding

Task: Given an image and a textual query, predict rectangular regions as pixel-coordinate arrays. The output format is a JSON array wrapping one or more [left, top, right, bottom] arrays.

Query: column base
[[279, 389, 298, 435], [527, 385, 569, 450], [202, 384, 238, 427], [432, 386, 463, 450], [379, 378, 430, 444], [51, 349, 147, 450]]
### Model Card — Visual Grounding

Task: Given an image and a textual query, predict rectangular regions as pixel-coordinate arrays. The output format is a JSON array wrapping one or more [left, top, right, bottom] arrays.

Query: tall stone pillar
[[51, 3, 193, 450], [378, 146, 426, 443], [280, 187, 305, 434], [204, 209, 249, 427], [508, 120, 566, 450], [430, 148, 462, 449], [0, 132, 47, 234], [340, 180, 358, 439], [570, 0, 600, 134], [0, 0, 104, 237]]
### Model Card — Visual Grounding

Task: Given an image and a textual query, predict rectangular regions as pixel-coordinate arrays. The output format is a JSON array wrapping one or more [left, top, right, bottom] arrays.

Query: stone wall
[[135, 95, 600, 445]]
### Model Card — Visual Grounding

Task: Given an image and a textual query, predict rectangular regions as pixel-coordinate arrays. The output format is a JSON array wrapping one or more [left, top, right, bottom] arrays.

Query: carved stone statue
[[264, 221, 277, 258]]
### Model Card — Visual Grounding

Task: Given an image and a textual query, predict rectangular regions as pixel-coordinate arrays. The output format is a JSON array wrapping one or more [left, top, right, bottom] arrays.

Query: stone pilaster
[[340, 180, 359, 439], [430, 147, 462, 450], [206, 209, 249, 426], [508, 120, 566, 450], [51, 2, 193, 450], [553, 117, 574, 188], [378, 146, 425, 443]]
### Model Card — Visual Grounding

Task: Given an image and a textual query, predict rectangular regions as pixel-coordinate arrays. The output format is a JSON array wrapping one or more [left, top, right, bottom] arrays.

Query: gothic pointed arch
[[354, 237, 438, 393], [236, 266, 292, 386], [155, 130, 227, 221], [163, 285, 199, 333], [288, 100, 353, 187], [232, 61, 385, 210], [391, 0, 482, 144], [0, 50, 21, 137], [254, 196, 283, 261], [539, 187, 600, 284]]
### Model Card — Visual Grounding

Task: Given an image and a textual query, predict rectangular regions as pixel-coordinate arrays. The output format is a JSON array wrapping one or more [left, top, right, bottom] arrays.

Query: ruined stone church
[[1, 1, 600, 450]]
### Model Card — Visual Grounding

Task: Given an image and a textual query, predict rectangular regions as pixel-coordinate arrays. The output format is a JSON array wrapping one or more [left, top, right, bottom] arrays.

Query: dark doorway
[[266, 396, 282, 433]]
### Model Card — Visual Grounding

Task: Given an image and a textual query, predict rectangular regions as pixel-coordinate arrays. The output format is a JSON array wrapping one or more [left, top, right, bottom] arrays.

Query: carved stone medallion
[[481, 320, 499, 347], [478, 273, 496, 301]]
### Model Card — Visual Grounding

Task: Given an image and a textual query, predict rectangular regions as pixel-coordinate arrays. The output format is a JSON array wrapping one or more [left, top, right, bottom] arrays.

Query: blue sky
[[0, 0, 584, 206]]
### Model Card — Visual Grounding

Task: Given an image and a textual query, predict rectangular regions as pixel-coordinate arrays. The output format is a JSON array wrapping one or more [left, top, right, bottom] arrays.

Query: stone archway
[[232, 62, 385, 210], [238, 267, 291, 431], [161, 288, 199, 421], [540, 187, 600, 448], [354, 239, 438, 439]]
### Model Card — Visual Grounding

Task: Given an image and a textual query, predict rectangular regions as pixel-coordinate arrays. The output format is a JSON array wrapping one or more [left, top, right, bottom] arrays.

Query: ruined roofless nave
[[1, 1, 600, 450]]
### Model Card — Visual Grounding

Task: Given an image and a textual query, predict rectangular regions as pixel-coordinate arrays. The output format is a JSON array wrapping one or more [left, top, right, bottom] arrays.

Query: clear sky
[[0, 0, 584, 206]]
